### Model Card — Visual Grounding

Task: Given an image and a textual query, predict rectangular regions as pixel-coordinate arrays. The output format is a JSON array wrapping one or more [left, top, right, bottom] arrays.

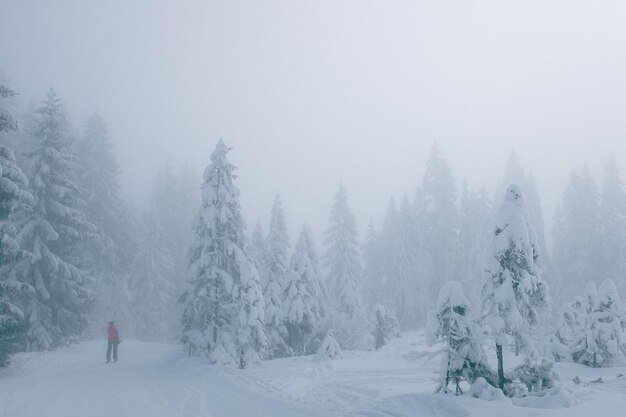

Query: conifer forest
[[2, 2, 626, 417]]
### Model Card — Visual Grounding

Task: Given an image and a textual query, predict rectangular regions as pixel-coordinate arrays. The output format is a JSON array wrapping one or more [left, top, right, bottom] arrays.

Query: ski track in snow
[[2, 331, 626, 417], [0, 340, 323, 417]]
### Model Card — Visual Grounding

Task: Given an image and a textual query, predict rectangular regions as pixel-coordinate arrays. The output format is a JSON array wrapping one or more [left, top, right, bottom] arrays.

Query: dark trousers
[[107, 341, 118, 362]]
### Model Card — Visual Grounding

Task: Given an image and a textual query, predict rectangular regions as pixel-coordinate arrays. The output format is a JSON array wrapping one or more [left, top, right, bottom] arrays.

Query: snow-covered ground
[[1, 331, 626, 417]]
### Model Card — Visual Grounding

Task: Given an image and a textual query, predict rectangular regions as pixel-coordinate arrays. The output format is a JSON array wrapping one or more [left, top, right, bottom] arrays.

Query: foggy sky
[[2, 0, 626, 245]]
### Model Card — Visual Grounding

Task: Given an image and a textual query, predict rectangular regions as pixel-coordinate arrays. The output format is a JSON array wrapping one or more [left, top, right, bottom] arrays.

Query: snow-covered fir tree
[[283, 227, 323, 354], [427, 282, 494, 395], [416, 143, 460, 296], [459, 182, 492, 304], [0, 82, 32, 366], [552, 166, 601, 305], [176, 161, 200, 278], [496, 150, 551, 279], [562, 280, 626, 367], [385, 196, 433, 327], [316, 329, 341, 360], [0, 82, 18, 133], [152, 160, 199, 293], [584, 280, 626, 367], [362, 218, 384, 309], [74, 112, 136, 336], [75, 112, 135, 271], [250, 221, 269, 287], [552, 282, 597, 365], [371, 303, 399, 350], [263, 195, 289, 357], [481, 184, 551, 390], [129, 212, 176, 342], [0, 83, 29, 264], [180, 140, 266, 367], [6, 89, 96, 350], [322, 183, 368, 349], [598, 155, 626, 294], [299, 226, 325, 312]]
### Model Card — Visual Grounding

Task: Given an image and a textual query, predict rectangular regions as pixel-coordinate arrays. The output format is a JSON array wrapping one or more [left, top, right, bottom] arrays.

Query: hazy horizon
[[3, 0, 626, 244]]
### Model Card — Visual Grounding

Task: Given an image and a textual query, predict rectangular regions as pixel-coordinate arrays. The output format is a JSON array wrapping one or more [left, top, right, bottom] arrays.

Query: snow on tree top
[[436, 281, 470, 313]]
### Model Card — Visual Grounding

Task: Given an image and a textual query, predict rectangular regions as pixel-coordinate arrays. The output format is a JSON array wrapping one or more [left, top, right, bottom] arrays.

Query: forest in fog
[[5, 2, 626, 416], [3, 79, 626, 374]]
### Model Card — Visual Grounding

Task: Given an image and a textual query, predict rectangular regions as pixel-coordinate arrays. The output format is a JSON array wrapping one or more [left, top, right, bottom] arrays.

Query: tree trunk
[[496, 343, 505, 391]]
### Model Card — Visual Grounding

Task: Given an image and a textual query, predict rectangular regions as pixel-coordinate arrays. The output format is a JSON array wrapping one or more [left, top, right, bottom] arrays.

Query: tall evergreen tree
[[7, 89, 96, 350], [362, 217, 384, 309], [599, 155, 626, 294], [552, 166, 601, 305], [180, 140, 266, 367], [74, 112, 135, 335], [459, 182, 492, 303], [129, 212, 176, 342], [263, 195, 289, 357], [416, 143, 460, 292], [176, 161, 200, 278], [250, 221, 268, 286], [481, 184, 550, 390], [427, 282, 494, 394], [322, 183, 367, 349], [497, 150, 551, 281], [283, 227, 323, 354], [385, 196, 432, 327], [299, 225, 325, 312], [0, 82, 32, 366], [75, 113, 134, 270], [151, 161, 199, 294]]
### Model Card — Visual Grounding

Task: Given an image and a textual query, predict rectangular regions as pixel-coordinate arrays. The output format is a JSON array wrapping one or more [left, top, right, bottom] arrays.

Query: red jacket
[[107, 325, 119, 342]]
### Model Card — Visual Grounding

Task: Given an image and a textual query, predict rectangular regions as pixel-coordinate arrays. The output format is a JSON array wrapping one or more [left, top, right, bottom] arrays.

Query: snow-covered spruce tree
[[74, 112, 135, 271], [459, 183, 492, 304], [322, 183, 368, 349], [567, 280, 626, 367], [557, 283, 597, 366], [176, 161, 200, 281], [250, 221, 268, 285], [385, 196, 433, 327], [371, 303, 399, 350], [552, 166, 601, 305], [74, 112, 136, 336], [362, 218, 384, 309], [316, 329, 341, 360], [128, 212, 176, 342], [416, 143, 460, 296], [497, 150, 551, 280], [7, 89, 96, 350], [588, 280, 626, 366], [0, 82, 32, 366], [0, 83, 28, 265], [299, 226, 326, 314], [481, 184, 551, 391], [599, 155, 626, 294], [394, 198, 434, 329], [283, 227, 323, 354], [263, 195, 289, 357], [152, 161, 199, 293], [180, 140, 266, 367], [426, 282, 495, 395], [0, 83, 19, 133]]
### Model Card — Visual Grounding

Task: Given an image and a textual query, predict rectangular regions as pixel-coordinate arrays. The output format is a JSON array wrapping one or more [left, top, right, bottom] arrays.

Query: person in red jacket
[[106, 321, 121, 363]]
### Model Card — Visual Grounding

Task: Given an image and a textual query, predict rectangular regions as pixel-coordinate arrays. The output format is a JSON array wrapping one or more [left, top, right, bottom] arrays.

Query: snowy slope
[[0, 340, 322, 417], [2, 331, 626, 417]]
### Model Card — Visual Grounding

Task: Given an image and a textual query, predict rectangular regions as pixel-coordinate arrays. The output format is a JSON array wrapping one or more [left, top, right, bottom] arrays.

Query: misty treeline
[[2, 83, 626, 377]]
